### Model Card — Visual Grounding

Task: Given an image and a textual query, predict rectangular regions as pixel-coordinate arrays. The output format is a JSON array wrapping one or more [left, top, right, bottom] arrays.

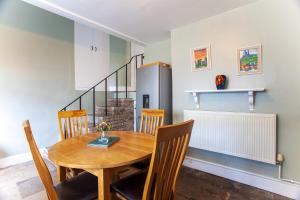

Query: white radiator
[[184, 110, 276, 164]]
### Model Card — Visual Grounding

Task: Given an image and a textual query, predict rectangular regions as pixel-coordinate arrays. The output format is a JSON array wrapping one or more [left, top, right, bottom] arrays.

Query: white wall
[[171, 0, 300, 180]]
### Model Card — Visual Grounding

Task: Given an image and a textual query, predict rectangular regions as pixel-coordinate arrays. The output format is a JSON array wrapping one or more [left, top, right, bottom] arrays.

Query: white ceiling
[[22, 0, 258, 45]]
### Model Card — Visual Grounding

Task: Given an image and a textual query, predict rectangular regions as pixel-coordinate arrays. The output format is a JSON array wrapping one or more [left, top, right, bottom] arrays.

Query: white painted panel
[[93, 30, 109, 91], [75, 22, 109, 91], [74, 22, 94, 90], [184, 110, 276, 164]]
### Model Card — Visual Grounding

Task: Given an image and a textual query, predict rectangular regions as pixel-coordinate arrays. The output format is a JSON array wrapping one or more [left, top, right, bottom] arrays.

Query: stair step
[[107, 98, 134, 107], [87, 98, 134, 131], [111, 92, 136, 100], [95, 106, 133, 116]]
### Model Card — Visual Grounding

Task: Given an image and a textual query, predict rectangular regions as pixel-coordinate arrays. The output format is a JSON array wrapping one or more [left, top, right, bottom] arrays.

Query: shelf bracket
[[192, 92, 200, 109], [248, 91, 255, 112]]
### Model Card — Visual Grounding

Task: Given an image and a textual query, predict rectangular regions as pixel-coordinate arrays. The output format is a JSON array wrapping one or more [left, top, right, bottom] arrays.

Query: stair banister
[[60, 54, 144, 129]]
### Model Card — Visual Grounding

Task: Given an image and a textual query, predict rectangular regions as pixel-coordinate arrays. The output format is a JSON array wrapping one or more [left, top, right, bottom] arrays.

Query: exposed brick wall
[[88, 98, 134, 131]]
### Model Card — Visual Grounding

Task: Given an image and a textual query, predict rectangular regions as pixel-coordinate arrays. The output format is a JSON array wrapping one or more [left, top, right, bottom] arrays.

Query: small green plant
[[95, 121, 112, 132]]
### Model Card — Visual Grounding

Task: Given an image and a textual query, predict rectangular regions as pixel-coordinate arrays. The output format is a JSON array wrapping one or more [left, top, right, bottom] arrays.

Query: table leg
[[57, 166, 66, 183], [98, 168, 111, 200]]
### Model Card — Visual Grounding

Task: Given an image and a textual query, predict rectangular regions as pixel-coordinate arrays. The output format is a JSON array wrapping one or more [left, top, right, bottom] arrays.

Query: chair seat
[[55, 172, 98, 200], [110, 170, 148, 200], [131, 158, 150, 170]]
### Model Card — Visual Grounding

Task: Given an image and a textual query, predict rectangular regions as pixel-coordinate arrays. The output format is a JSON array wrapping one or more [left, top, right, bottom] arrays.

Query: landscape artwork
[[238, 45, 262, 75], [191, 45, 211, 71]]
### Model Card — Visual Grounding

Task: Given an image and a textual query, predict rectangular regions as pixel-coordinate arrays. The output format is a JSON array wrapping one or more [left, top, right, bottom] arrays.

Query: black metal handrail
[[60, 54, 144, 127]]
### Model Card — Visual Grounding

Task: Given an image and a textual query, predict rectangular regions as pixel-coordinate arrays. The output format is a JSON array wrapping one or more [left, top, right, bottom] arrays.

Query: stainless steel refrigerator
[[136, 63, 173, 130]]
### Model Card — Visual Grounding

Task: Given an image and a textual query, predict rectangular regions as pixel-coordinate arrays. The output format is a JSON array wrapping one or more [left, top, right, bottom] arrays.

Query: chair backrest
[[142, 120, 194, 200], [139, 109, 165, 135], [58, 109, 88, 140], [23, 120, 58, 200]]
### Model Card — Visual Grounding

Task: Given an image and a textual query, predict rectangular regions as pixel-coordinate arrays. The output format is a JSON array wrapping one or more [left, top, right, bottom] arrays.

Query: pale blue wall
[[171, 0, 300, 180]]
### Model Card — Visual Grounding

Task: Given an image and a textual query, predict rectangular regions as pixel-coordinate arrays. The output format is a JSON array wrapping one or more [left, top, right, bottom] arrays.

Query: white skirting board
[[0, 148, 48, 169], [183, 156, 300, 199]]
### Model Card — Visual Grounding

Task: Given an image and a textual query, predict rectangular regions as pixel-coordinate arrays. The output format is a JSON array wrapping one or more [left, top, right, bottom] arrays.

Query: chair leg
[[57, 166, 66, 183]]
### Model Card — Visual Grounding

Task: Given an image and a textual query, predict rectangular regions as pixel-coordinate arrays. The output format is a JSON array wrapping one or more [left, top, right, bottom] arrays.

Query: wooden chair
[[139, 109, 165, 135], [124, 109, 165, 172], [58, 110, 88, 178], [23, 120, 98, 200], [111, 120, 194, 200], [58, 109, 88, 140]]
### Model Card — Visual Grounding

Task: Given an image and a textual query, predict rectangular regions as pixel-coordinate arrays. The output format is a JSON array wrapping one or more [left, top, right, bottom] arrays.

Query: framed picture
[[237, 44, 262, 75], [191, 45, 211, 71]]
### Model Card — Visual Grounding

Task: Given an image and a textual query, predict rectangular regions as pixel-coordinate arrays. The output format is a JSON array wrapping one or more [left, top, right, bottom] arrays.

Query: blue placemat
[[88, 136, 119, 148]]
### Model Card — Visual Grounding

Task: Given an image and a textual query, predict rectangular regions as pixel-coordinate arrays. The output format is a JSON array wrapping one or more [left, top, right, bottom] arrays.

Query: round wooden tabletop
[[48, 131, 154, 169]]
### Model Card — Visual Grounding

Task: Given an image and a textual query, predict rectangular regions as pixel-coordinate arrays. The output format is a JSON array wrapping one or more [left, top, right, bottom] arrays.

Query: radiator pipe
[[278, 164, 282, 179], [276, 153, 300, 185], [276, 153, 284, 179]]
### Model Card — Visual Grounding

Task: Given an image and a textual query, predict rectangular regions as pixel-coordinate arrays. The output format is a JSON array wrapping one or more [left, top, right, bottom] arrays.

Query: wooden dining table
[[48, 131, 154, 200]]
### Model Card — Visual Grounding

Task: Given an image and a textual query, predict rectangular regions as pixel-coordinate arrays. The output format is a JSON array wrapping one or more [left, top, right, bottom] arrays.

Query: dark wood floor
[[0, 161, 291, 200], [176, 166, 290, 200]]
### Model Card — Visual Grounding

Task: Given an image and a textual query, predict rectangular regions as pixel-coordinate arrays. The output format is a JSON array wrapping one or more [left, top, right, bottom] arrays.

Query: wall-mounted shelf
[[184, 88, 265, 111]]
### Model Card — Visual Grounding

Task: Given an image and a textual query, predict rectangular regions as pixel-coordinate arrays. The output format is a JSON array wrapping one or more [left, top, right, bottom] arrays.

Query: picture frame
[[237, 44, 262, 75], [191, 45, 211, 72]]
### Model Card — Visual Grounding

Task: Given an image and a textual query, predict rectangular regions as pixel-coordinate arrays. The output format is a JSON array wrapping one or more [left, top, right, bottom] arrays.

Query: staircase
[[88, 98, 134, 132], [60, 54, 144, 136]]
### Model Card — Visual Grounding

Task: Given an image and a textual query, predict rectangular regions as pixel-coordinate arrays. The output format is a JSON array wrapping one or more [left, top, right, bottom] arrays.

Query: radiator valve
[[276, 153, 284, 165]]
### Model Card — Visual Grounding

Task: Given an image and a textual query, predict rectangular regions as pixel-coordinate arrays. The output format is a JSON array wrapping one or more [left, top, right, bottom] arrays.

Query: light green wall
[[144, 39, 171, 64], [110, 35, 130, 71], [171, 0, 300, 180], [0, 0, 73, 43], [0, 0, 76, 157], [109, 35, 131, 86], [0, 0, 131, 158]]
